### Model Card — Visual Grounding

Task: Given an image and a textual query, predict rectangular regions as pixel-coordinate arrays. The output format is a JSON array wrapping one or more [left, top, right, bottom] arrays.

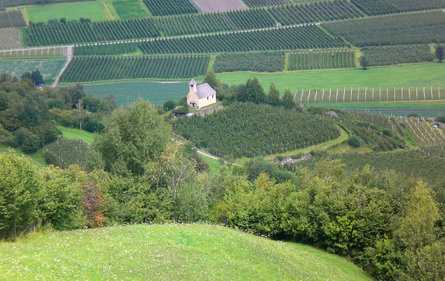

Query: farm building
[[187, 79, 216, 109]]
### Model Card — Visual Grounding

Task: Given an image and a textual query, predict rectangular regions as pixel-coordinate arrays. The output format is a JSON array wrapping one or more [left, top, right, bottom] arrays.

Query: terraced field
[[0, 59, 65, 79]]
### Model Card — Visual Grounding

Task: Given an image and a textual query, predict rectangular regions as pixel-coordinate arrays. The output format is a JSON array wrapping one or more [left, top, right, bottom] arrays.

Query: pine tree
[[266, 83, 281, 106]]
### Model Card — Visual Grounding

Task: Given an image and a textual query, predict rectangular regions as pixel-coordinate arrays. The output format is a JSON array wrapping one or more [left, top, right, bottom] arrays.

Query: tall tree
[[435, 45, 444, 63], [203, 70, 222, 96], [245, 78, 265, 104], [359, 56, 369, 70], [94, 101, 171, 177], [31, 70, 43, 86], [266, 83, 281, 106], [281, 90, 295, 109]]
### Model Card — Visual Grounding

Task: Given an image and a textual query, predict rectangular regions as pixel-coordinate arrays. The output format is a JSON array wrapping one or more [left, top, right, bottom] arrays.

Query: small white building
[[187, 79, 216, 109]]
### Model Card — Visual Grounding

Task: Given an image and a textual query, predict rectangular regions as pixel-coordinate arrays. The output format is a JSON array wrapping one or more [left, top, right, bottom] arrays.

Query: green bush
[[348, 136, 361, 147]]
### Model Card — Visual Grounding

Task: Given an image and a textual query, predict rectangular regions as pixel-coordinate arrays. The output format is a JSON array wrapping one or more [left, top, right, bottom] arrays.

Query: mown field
[[0, 224, 372, 281], [26, 1, 108, 22], [216, 63, 445, 92], [82, 81, 187, 105]]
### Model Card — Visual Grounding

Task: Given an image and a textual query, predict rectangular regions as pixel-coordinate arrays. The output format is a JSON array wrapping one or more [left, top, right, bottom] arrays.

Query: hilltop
[[0, 224, 372, 281]]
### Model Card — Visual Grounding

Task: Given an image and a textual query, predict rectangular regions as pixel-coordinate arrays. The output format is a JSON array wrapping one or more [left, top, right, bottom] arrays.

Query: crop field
[[350, 0, 445, 16], [0, 59, 65, 79], [216, 63, 445, 92], [404, 118, 445, 145], [142, 0, 198, 16], [287, 50, 355, 70], [173, 103, 340, 158], [27, 18, 160, 46], [60, 55, 209, 82], [26, 1, 108, 23], [243, 0, 290, 7], [82, 81, 188, 105], [140, 25, 346, 54], [363, 45, 433, 66], [269, 0, 364, 25], [192, 0, 247, 12], [309, 102, 445, 117], [213, 52, 285, 73], [324, 11, 445, 46], [0, 224, 372, 280], [152, 8, 276, 36], [0, 10, 26, 28], [0, 0, 91, 7], [74, 43, 138, 56], [112, 0, 148, 19], [0, 27, 22, 49]]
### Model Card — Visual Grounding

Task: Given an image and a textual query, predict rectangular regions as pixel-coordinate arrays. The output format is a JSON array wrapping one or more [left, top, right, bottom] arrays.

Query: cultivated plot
[[192, 0, 247, 12], [83, 81, 188, 106], [0, 59, 66, 79], [0, 27, 22, 49], [26, 1, 108, 22]]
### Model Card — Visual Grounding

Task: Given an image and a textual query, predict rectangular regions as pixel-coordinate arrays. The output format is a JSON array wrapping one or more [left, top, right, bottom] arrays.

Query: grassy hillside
[[0, 224, 372, 280], [215, 63, 445, 91], [58, 126, 95, 144]]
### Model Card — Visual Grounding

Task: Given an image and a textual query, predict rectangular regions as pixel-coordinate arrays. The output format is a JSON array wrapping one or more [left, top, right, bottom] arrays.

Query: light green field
[[0, 59, 66, 80], [0, 224, 372, 281], [82, 81, 188, 106], [216, 63, 445, 92], [310, 101, 445, 117], [59, 126, 95, 144], [26, 2, 108, 22], [0, 146, 45, 167], [200, 154, 221, 175]]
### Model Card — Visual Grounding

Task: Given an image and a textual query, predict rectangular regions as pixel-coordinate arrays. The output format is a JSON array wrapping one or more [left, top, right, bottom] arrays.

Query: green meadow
[[58, 126, 95, 144], [112, 0, 148, 19], [26, 2, 108, 22], [216, 63, 445, 92], [0, 224, 372, 281]]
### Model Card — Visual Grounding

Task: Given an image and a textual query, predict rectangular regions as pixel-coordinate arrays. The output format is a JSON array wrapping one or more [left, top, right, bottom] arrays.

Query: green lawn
[[0, 146, 45, 167], [200, 154, 221, 175], [58, 126, 95, 144], [0, 224, 372, 280], [82, 81, 188, 106], [112, 0, 148, 19], [26, 2, 108, 22], [216, 63, 445, 92]]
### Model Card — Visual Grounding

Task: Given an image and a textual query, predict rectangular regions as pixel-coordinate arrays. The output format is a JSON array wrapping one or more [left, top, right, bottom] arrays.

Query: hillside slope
[[0, 224, 372, 280]]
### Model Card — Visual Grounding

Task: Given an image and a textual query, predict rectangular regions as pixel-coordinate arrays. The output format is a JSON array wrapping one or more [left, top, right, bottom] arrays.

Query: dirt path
[[52, 46, 73, 87]]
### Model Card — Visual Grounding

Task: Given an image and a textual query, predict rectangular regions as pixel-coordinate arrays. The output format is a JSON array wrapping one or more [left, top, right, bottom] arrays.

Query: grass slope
[[0, 224, 372, 280], [59, 126, 95, 144], [215, 63, 445, 92], [26, 2, 108, 22]]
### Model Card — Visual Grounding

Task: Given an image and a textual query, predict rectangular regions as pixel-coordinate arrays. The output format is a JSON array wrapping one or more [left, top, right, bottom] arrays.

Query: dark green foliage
[[245, 78, 265, 104], [43, 139, 90, 169], [203, 70, 223, 96], [139, 25, 346, 54], [436, 115, 445, 123], [351, 0, 445, 16], [0, 10, 26, 28], [173, 103, 340, 158], [214, 52, 285, 73], [324, 11, 445, 47], [359, 56, 369, 70], [0, 152, 41, 239], [74, 44, 138, 56], [152, 8, 276, 36], [243, 0, 289, 7], [436, 45, 444, 62], [266, 83, 281, 106], [269, 0, 364, 25], [247, 160, 292, 183], [60, 55, 210, 82], [27, 19, 160, 46], [348, 136, 361, 147], [288, 50, 355, 70], [143, 0, 197, 16], [31, 69, 44, 86], [163, 100, 176, 111], [281, 90, 295, 110], [363, 45, 434, 66]]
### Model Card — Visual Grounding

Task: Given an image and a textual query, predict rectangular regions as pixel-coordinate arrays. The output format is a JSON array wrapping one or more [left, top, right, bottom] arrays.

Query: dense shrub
[[214, 52, 285, 73]]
